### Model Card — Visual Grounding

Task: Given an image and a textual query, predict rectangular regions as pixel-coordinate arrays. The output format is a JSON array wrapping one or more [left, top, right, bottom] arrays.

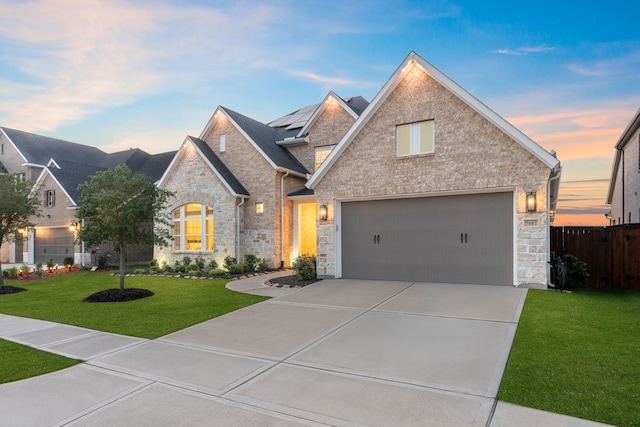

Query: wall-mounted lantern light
[[69, 221, 79, 232], [526, 192, 537, 213], [319, 204, 328, 221]]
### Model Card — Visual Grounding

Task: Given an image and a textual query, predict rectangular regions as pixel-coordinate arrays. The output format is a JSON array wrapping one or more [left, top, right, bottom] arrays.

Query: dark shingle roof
[[47, 160, 108, 205], [288, 187, 314, 197], [100, 149, 176, 182], [188, 137, 249, 197], [344, 96, 369, 116], [1, 127, 106, 166], [221, 107, 309, 175]]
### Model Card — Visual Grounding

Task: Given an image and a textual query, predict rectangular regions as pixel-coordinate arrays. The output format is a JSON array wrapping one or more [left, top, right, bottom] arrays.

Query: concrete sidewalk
[[0, 273, 613, 426]]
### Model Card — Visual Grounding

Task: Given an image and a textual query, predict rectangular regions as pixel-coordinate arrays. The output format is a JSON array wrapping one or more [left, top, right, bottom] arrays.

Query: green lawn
[[0, 270, 268, 339], [499, 288, 640, 427], [0, 338, 80, 384]]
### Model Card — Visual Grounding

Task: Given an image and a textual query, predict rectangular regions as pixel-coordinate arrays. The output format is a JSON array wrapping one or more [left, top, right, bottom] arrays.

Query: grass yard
[[0, 271, 268, 339], [0, 339, 80, 384], [499, 288, 640, 427]]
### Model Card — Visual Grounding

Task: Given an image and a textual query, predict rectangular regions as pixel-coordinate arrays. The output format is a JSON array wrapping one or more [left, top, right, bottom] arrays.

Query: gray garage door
[[35, 228, 74, 264], [341, 192, 513, 285]]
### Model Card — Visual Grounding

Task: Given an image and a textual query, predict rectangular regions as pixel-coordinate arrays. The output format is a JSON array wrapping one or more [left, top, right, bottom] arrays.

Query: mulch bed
[[83, 288, 154, 303], [266, 275, 322, 288], [0, 285, 27, 295]]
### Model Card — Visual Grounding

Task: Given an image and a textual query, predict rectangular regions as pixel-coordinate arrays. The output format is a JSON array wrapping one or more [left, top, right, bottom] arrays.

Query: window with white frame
[[255, 202, 264, 214], [396, 120, 434, 157], [172, 204, 214, 251], [220, 134, 226, 153], [315, 145, 336, 170], [44, 189, 55, 207]]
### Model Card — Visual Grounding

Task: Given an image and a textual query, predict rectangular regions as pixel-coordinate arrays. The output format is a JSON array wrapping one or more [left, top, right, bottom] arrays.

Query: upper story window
[[220, 134, 226, 153], [172, 204, 214, 251], [44, 189, 55, 207], [396, 120, 434, 157], [1, 143, 4, 155], [315, 145, 336, 170], [255, 202, 264, 214]]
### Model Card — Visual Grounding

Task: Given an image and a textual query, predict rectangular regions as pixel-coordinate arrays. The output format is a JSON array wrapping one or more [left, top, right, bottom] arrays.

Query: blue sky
[[1, 0, 639, 225]]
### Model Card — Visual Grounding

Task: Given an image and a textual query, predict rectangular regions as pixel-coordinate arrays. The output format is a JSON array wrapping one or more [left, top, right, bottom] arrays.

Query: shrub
[[255, 257, 269, 273], [195, 256, 206, 270], [174, 264, 186, 274], [2, 269, 9, 278], [227, 263, 246, 275], [182, 256, 192, 267], [207, 260, 218, 270], [149, 259, 158, 267], [207, 268, 227, 276], [64, 257, 74, 268], [244, 254, 258, 272], [161, 261, 172, 273], [97, 255, 109, 269], [35, 262, 43, 275], [563, 254, 589, 288], [134, 268, 146, 274], [186, 265, 199, 275], [46, 259, 54, 271], [149, 266, 159, 274], [20, 264, 30, 276], [292, 254, 316, 280], [6, 267, 19, 278], [223, 256, 237, 271]]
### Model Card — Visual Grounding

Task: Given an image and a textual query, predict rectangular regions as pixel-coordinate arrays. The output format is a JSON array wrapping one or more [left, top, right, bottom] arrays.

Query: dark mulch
[[0, 285, 27, 295], [266, 275, 322, 288], [83, 288, 154, 303]]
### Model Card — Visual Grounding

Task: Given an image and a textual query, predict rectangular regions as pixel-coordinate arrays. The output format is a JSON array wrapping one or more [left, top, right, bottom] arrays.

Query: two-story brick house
[[157, 52, 561, 288], [0, 127, 175, 266]]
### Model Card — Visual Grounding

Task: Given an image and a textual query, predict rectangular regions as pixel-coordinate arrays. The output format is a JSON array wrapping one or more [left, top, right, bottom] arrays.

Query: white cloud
[[493, 46, 555, 56]]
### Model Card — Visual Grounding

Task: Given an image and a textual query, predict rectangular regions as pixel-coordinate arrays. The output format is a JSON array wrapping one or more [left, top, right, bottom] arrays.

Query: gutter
[[276, 136, 309, 146], [547, 166, 562, 287]]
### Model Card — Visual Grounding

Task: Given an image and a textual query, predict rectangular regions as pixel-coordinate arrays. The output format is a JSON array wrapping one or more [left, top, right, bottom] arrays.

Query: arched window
[[173, 204, 214, 251]]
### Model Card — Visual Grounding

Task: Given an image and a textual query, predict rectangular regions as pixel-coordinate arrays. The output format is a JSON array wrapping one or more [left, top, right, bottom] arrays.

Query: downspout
[[617, 148, 625, 224], [547, 167, 562, 287], [236, 197, 245, 262], [280, 171, 290, 268], [81, 219, 85, 267]]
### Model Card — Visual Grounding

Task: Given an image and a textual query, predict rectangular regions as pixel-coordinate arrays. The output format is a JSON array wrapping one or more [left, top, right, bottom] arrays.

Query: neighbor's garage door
[[341, 192, 513, 285], [35, 228, 74, 264]]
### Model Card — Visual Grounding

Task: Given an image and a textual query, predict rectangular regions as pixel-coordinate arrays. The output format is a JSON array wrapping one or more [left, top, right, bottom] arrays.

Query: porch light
[[526, 192, 537, 213], [319, 204, 328, 221], [69, 221, 79, 232]]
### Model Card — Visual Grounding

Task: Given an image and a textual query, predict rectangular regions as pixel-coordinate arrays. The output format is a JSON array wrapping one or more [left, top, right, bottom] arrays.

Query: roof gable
[[308, 51, 560, 189], [606, 107, 640, 204], [295, 92, 359, 138], [158, 136, 249, 197], [199, 107, 308, 177]]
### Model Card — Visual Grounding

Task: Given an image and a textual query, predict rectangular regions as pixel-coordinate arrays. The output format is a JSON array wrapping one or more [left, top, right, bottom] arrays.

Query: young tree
[[76, 164, 173, 291], [0, 174, 41, 286]]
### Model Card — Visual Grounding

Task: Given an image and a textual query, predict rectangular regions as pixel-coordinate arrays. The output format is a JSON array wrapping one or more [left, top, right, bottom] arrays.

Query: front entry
[[293, 202, 317, 259]]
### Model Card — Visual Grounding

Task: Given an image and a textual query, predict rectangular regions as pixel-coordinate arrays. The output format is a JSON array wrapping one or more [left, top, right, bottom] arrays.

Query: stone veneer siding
[[155, 144, 238, 268], [313, 63, 553, 287]]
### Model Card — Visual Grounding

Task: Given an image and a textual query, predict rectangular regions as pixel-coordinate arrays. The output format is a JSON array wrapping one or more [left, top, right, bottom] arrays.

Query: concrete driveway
[[0, 277, 609, 426]]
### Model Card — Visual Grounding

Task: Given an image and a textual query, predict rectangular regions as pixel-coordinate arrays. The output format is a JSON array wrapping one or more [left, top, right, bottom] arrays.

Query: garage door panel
[[341, 193, 513, 285], [35, 228, 74, 264]]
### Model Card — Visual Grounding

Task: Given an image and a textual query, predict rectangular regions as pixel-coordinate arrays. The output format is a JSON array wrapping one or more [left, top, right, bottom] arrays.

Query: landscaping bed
[[265, 274, 321, 288]]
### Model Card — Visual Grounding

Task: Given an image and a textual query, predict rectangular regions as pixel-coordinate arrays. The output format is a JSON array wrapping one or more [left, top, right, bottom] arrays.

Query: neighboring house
[[0, 127, 175, 266], [606, 108, 640, 225], [157, 51, 561, 288]]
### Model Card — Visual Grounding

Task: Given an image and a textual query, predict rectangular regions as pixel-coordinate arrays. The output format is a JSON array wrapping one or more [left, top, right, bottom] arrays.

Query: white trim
[[308, 51, 560, 189], [606, 108, 640, 204], [296, 91, 358, 138], [31, 167, 76, 206], [46, 159, 61, 169]]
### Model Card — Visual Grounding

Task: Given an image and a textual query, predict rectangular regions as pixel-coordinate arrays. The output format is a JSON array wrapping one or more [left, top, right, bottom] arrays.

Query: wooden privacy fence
[[551, 225, 640, 289]]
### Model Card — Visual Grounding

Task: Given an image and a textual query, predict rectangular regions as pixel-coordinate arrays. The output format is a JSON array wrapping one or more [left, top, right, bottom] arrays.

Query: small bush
[[182, 256, 192, 267], [186, 265, 199, 275], [207, 268, 227, 276], [255, 257, 269, 273], [149, 259, 158, 267], [195, 256, 206, 269], [134, 268, 146, 274], [7, 267, 19, 278], [97, 255, 109, 269], [223, 256, 237, 271], [161, 261, 172, 273], [244, 254, 258, 272], [2, 269, 9, 278], [46, 259, 54, 271], [207, 260, 218, 270], [174, 265, 186, 274], [35, 262, 43, 275], [20, 264, 30, 276], [563, 254, 589, 288], [227, 263, 245, 275], [292, 254, 316, 280], [149, 266, 159, 274]]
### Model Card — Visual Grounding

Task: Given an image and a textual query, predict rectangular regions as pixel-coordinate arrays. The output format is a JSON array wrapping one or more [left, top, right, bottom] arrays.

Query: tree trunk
[[119, 248, 126, 291], [0, 258, 4, 286]]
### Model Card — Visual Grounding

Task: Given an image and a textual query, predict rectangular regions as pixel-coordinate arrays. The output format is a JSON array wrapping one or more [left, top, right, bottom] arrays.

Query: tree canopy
[[0, 174, 41, 286], [76, 164, 173, 290]]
